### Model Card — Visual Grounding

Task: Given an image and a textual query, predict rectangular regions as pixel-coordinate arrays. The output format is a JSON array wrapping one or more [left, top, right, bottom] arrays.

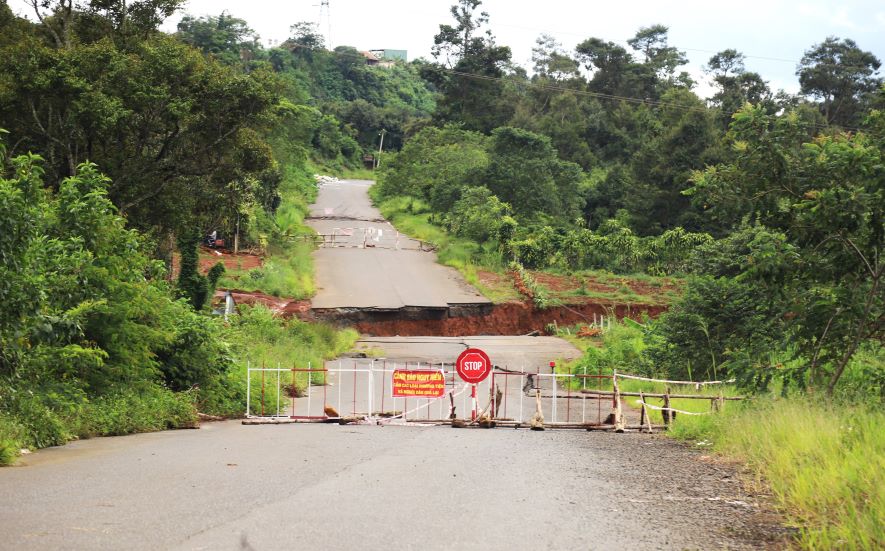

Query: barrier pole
[[352, 360, 357, 416], [291, 363, 295, 417], [471, 384, 477, 421], [536, 364, 541, 423], [323, 365, 327, 416], [582, 363, 587, 423], [380, 360, 386, 414], [338, 359, 343, 414], [439, 365, 444, 419], [502, 368, 508, 419], [519, 374, 524, 424], [261, 362, 266, 417], [491, 372, 496, 419], [367, 368, 373, 419], [276, 362, 281, 417], [246, 361, 251, 417], [566, 374, 571, 423], [552, 363, 558, 423], [307, 361, 312, 419], [598, 364, 603, 424]]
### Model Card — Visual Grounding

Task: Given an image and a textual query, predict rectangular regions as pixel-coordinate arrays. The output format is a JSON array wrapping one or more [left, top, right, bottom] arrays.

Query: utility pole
[[375, 128, 386, 169], [234, 212, 240, 255]]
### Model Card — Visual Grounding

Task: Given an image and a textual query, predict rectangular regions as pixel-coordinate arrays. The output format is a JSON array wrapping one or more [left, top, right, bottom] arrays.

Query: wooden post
[[638, 390, 647, 433], [530, 388, 545, 430], [663, 386, 672, 427], [613, 373, 625, 432]]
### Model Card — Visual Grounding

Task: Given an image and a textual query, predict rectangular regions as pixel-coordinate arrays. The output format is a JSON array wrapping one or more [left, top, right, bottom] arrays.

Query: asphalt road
[[0, 183, 782, 550], [306, 180, 489, 310], [0, 421, 777, 550]]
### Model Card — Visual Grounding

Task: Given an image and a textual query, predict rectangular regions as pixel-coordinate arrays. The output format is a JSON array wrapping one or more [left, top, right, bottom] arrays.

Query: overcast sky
[[15, 0, 885, 97]]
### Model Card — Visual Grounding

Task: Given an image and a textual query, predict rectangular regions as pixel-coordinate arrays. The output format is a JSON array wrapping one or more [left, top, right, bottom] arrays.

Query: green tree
[[705, 49, 772, 127], [175, 12, 259, 66], [377, 125, 488, 211], [483, 127, 584, 222], [425, 0, 514, 132], [797, 37, 882, 127], [446, 187, 512, 243], [687, 105, 884, 394], [0, 22, 281, 242]]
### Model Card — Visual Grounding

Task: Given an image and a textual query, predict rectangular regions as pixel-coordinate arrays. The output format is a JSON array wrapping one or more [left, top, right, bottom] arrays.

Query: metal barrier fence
[[245, 360, 617, 426]]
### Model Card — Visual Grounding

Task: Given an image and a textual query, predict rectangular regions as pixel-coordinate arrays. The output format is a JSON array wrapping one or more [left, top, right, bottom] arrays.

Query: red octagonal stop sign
[[456, 348, 492, 384]]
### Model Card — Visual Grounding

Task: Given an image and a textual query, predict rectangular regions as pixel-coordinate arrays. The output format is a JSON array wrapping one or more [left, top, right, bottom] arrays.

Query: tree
[[176, 12, 259, 66], [484, 127, 583, 222], [431, 0, 488, 66], [376, 125, 488, 211], [446, 186, 512, 243], [575, 37, 633, 96], [797, 37, 882, 127], [532, 34, 579, 80], [0, 23, 281, 243], [626, 24, 687, 84], [425, 0, 514, 132], [26, 0, 183, 48], [687, 105, 884, 394]]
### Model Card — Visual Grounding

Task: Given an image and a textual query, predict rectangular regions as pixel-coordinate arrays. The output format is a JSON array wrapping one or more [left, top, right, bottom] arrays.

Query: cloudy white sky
[[15, 0, 885, 96]]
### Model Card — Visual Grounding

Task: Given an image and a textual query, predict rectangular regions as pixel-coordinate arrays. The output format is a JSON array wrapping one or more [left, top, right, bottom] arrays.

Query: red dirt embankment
[[351, 301, 666, 337], [198, 249, 263, 273], [171, 248, 263, 279]]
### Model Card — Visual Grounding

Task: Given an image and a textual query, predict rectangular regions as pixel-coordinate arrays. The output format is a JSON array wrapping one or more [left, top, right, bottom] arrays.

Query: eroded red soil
[[351, 301, 666, 337], [198, 249, 263, 273]]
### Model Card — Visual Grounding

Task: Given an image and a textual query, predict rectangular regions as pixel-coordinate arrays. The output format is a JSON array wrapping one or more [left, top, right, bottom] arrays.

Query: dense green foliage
[[0, 151, 226, 459], [375, 0, 883, 399]]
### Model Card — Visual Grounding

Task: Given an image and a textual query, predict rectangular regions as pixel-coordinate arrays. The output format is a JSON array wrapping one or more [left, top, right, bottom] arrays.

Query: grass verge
[[561, 319, 883, 549], [670, 398, 884, 550], [223, 305, 359, 415]]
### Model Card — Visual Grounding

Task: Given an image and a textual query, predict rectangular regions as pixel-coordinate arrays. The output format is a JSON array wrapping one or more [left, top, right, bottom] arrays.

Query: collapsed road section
[[306, 179, 491, 314]]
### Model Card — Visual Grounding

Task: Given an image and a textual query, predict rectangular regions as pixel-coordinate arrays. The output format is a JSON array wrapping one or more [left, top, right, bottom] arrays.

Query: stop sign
[[456, 348, 492, 384]]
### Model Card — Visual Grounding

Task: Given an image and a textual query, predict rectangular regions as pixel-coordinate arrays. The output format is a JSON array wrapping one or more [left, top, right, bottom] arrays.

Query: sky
[[14, 0, 885, 97]]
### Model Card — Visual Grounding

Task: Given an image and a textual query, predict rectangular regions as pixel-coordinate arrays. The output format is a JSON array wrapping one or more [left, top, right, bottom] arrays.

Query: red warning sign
[[392, 370, 446, 398]]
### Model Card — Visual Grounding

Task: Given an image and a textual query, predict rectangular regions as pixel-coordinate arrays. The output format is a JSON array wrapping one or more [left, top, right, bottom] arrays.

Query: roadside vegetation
[[558, 316, 883, 549]]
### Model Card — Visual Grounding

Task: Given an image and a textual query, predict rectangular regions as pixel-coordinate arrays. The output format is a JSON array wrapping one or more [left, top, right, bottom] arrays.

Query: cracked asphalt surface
[[306, 180, 489, 310]]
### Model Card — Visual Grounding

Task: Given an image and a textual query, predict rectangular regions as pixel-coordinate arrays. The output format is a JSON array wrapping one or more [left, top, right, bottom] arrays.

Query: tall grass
[[671, 398, 884, 550], [561, 316, 883, 549], [0, 384, 200, 465], [223, 305, 358, 415]]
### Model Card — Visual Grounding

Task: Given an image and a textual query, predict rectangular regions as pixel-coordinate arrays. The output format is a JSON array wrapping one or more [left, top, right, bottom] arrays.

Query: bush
[[73, 386, 198, 437]]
